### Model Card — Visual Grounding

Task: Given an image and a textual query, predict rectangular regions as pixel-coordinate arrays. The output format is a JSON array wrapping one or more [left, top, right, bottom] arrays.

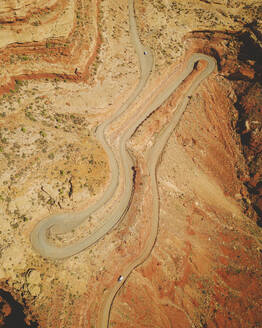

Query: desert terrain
[[0, 0, 261, 327]]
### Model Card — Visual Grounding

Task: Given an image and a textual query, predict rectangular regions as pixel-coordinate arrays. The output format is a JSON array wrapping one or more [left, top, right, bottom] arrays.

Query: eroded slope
[[0, 0, 261, 327]]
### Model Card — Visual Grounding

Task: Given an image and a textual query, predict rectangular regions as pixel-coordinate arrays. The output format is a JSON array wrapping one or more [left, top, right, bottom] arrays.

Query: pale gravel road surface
[[30, 0, 153, 259], [30, 0, 216, 326], [98, 52, 216, 327]]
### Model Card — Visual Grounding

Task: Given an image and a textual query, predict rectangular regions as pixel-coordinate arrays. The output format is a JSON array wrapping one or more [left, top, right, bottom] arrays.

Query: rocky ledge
[[0, 0, 261, 327]]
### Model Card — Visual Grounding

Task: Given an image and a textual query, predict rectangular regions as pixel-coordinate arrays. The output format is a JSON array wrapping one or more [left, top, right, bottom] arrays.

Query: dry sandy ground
[[0, 0, 261, 327]]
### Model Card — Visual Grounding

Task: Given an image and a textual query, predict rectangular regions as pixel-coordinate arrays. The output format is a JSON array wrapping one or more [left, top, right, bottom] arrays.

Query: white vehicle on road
[[117, 275, 124, 282]]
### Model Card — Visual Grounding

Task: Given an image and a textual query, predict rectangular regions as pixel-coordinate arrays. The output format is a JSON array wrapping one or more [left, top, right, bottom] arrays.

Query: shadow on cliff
[[0, 289, 38, 328], [185, 27, 262, 227], [227, 26, 262, 82], [229, 27, 262, 227]]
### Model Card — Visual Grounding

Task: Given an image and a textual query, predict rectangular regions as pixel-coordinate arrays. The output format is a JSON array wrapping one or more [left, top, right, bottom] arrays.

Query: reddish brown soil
[[0, 6, 261, 328], [109, 42, 262, 327]]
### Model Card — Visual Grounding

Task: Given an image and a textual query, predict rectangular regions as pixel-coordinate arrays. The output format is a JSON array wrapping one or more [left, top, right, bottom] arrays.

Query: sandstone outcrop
[[0, 0, 261, 327]]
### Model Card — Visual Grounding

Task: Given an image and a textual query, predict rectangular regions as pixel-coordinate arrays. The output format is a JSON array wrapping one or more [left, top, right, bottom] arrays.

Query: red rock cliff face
[[0, 2, 262, 327], [109, 44, 262, 327]]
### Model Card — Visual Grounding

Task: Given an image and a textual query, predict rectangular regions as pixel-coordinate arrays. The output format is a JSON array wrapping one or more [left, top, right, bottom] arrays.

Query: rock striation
[[0, 0, 261, 327]]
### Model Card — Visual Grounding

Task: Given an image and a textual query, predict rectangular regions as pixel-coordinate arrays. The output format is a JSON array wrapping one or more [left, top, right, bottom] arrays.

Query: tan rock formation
[[0, 0, 261, 327]]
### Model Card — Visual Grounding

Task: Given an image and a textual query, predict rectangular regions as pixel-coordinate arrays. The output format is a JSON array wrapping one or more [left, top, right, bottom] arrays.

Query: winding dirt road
[[98, 52, 216, 327], [30, 0, 216, 326], [30, 0, 153, 259]]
